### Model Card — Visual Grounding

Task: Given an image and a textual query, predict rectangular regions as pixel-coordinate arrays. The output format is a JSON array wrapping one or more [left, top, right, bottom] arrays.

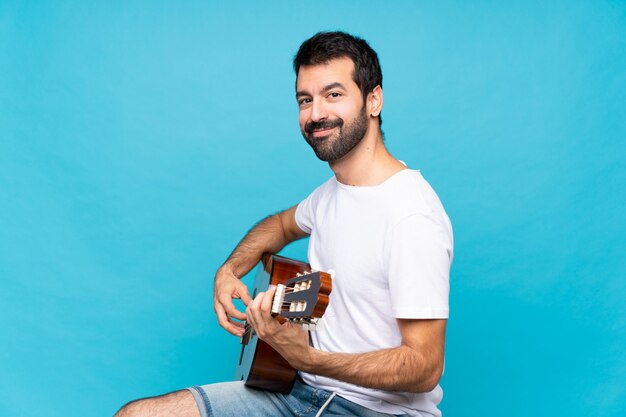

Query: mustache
[[304, 118, 344, 134]]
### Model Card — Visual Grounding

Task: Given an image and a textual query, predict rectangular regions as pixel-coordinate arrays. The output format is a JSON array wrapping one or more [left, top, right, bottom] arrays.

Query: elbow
[[408, 357, 444, 393], [420, 367, 443, 393]]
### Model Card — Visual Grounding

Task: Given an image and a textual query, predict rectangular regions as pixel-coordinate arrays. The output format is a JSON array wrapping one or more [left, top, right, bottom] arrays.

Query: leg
[[187, 381, 294, 417], [114, 389, 200, 417]]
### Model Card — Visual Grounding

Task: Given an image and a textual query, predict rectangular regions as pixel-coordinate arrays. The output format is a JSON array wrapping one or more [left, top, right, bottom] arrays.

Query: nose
[[309, 98, 328, 122]]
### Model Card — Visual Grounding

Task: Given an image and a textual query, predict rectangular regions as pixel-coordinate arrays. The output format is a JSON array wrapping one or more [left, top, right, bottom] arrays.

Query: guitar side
[[234, 254, 311, 393]]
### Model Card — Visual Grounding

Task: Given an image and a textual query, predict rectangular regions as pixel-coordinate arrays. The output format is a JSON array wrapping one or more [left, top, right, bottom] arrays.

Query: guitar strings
[[280, 288, 311, 294], [240, 315, 318, 338], [237, 284, 328, 338]]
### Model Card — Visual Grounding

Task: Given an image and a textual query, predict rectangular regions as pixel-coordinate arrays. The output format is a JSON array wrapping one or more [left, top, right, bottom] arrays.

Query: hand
[[214, 265, 253, 336], [246, 286, 314, 370]]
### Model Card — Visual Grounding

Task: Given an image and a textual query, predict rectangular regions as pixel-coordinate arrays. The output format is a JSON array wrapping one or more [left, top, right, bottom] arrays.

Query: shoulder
[[384, 170, 454, 258], [385, 170, 448, 218], [294, 176, 337, 233]]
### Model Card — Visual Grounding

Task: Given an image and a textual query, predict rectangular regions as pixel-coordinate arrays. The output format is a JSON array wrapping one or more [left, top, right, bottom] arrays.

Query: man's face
[[296, 58, 369, 162]]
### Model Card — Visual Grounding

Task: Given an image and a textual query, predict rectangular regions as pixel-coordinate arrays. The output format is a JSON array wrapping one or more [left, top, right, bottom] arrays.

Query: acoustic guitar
[[234, 254, 333, 393]]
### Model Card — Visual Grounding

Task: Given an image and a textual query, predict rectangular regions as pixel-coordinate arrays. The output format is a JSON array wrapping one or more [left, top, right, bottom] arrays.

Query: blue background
[[1, 1, 625, 416]]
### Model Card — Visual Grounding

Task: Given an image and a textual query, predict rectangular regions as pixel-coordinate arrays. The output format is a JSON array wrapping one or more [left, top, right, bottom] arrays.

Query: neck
[[329, 124, 406, 186]]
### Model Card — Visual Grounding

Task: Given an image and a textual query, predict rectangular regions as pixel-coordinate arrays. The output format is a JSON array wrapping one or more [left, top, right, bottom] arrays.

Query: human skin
[[214, 57, 446, 393]]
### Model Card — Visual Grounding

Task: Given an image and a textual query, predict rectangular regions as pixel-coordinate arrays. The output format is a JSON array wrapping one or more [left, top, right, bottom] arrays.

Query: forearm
[[298, 345, 443, 393], [247, 290, 438, 392], [248, 292, 446, 392], [215, 206, 307, 335], [222, 207, 305, 278]]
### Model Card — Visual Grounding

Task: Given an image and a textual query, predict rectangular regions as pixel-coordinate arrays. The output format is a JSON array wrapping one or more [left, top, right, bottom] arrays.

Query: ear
[[367, 85, 383, 119]]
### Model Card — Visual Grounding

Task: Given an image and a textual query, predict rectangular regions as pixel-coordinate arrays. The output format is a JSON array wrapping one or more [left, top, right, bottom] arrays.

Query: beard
[[301, 106, 369, 162]]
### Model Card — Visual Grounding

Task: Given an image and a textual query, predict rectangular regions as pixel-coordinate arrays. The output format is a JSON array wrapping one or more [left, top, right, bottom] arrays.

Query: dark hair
[[293, 31, 383, 126]]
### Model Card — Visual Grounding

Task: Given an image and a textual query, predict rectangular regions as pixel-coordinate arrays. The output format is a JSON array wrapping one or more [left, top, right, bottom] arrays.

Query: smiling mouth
[[305, 118, 343, 137], [312, 127, 336, 138]]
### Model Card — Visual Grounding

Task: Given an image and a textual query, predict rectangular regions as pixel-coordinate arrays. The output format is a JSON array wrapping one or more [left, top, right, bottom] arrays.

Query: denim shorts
[[187, 378, 409, 417]]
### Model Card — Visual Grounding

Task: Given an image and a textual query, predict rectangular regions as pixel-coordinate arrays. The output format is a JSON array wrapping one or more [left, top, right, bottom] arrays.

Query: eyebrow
[[296, 82, 347, 98]]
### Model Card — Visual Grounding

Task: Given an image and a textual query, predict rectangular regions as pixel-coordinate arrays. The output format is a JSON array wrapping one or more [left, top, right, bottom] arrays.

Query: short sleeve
[[295, 177, 335, 235], [386, 211, 452, 319], [295, 193, 314, 234]]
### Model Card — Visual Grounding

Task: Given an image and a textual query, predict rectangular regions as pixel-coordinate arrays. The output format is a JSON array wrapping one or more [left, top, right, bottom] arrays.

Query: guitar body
[[234, 254, 332, 393]]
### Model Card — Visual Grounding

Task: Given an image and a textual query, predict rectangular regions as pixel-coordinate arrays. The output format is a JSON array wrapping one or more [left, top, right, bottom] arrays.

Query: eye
[[328, 92, 341, 99], [298, 97, 312, 106]]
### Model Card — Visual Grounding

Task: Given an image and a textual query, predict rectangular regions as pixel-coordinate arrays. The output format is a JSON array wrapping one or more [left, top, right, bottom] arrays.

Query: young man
[[116, 31, 453, 417]]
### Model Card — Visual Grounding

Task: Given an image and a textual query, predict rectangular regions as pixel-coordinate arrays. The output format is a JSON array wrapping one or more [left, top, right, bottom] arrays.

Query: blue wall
[[1, 1, 624, 416]]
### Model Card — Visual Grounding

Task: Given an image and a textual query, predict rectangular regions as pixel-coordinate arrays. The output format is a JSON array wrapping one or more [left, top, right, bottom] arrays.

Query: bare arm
[[299, 319, 446, 392], [214, 205, 308, 335], [247, 287, 446, 393]]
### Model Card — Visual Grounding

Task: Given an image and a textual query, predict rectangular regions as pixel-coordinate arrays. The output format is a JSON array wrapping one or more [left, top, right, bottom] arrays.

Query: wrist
[[298, 346, 325, 373], [217, 263, 237, 280]]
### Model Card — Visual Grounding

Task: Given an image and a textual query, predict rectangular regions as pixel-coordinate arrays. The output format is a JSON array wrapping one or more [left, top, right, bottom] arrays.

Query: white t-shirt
[[295, 169, 453, 417]]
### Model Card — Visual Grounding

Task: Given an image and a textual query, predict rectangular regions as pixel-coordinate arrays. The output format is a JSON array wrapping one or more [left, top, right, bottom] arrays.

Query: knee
[[113, 399, 149, 417], [113, 390, 197, 417]]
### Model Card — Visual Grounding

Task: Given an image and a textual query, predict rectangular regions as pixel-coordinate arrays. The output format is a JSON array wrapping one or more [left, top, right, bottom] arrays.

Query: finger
[[245, 303, 260, 333], [218, 293, 247, 321], [227, 316, 245, 331], [215, 303, 244, 335], [260, 285, 276, 314], [246, 291, 267, 329], [214, 301, 244, 336], [248, 290, 265, 318], [238, 284, 253, 306]]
